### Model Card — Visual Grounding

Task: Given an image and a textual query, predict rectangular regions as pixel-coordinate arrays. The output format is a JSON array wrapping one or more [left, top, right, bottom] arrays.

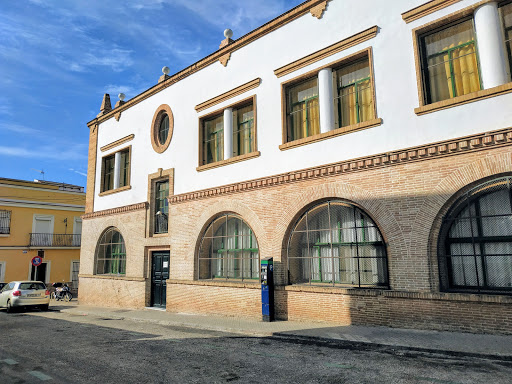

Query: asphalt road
[[1, 307, 511, 384]]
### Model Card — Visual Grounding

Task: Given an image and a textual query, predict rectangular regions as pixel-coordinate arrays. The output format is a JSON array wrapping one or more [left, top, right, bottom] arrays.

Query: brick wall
[[79, 139, 512, 333]]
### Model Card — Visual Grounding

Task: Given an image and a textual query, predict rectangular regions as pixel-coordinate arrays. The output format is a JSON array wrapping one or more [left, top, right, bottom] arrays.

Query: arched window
[[198, 214, 259, 281], [95, 227, 126, 275], [438, 176, 512, 293], [287, 200, 388, 287]]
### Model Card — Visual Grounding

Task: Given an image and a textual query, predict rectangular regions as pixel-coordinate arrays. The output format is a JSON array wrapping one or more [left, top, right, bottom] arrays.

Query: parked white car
[[0, 281, 50, 313]]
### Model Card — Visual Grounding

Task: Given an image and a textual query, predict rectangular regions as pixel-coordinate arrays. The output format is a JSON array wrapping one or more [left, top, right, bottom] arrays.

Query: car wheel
[[40, 304, 49, 311], [6, 300, 14, 314]]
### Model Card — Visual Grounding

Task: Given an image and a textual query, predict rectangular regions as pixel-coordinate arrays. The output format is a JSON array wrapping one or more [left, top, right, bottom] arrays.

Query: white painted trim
[[70, 260, 80, 284], [73, 217, 82, 234], [32, 214, 54, 234], [0, 261, 5, 282], [28, 260, 51, 284], [0, 183, 84, 195], [0, 199, 85, 212]]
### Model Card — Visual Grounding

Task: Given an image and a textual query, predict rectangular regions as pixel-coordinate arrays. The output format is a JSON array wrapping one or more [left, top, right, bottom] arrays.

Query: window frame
[[99, 145, 132, 196], [197, 95, 259, 171], [151, 104, 174, 154], [412, 2, 512, 115], [197, 213, 260, 282], [94, 227, 127, 276], [279, 48, 381, 151], [147, 168, 174, 238], [286, 199, 389, 288], [418, 16, 482, 105], [0, 210, 11, 235], [500, 1, 512, 78], [438, 176, 512, 294], [154, 180, 169, 235]]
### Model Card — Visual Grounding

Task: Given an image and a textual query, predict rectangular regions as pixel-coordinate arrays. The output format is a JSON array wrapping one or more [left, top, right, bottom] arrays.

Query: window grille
[[333, 57, 374, 129], [95, 227, 126, 275], [287, 201, 388, 288], [438, 176, 512, 294], [420, 18, 481, 104], [198, 214, 259, 281], [0, 210, 11, 234], [286, 77, 320, 142]]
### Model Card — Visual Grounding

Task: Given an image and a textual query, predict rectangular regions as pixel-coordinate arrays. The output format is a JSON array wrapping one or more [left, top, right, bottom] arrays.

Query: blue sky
[[0, 0, 303, 188]]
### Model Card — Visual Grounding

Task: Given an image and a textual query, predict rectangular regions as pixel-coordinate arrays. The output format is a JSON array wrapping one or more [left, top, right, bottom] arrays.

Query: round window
[[151, 105, 174, 153]]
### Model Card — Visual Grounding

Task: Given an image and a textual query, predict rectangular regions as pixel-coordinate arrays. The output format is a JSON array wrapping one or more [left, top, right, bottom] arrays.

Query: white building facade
[[80, 0, 512, 334]]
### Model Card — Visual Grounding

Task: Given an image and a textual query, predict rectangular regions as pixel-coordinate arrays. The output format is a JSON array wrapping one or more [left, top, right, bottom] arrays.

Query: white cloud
[[0, 143, 87, 161], [0, 123, 42, 135]]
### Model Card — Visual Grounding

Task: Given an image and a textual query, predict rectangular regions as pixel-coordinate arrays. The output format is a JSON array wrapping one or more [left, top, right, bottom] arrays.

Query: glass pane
[[501, 2, 512, 79], [203, 115, 224, 164], [158, 114, 169, 144], [334, 58, 373, 128], [119, 149, 130, 187], [287, 78, 319, 141], [423, 19, 480, 102], [233, 104, 254, 157]]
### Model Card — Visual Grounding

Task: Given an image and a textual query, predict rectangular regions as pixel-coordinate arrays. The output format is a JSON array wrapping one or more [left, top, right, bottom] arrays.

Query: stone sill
[[197, 151, 260, 172], [415, 82, 512, 116], [99, 185, 131, 197], [79, 274, 145, 282], [281, 285, 512, 304], [168, 279, 260, 289], [151, 233, 169, 239], [279, 118, 382, 151], [0, 234, 10, 237]]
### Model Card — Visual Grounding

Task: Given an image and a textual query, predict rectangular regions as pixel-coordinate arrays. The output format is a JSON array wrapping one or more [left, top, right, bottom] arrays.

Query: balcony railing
[[154, 213, 168, 234], [29, 233, 81, 247], [0, 227, 10, 235]]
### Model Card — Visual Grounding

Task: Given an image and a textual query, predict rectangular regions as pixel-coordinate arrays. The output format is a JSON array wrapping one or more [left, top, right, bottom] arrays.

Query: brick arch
[[411, 152, 512, 291], [273, 180, 405, 288], [189, 199, 267, 278]]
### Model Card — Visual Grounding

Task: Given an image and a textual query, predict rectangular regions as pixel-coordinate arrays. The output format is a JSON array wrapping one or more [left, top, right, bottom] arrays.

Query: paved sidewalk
[[52, 300, 512, 360]]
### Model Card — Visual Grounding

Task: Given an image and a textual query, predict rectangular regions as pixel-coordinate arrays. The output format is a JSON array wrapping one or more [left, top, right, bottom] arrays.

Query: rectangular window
[[202, 114, 224, 165], [501, 2, 512, 77], [285, 77, 319, 142], [154, 180, 169, 234], [233, 104, 255, 157], [420, 19, 481, 104], [101, 154, 115, 192], [0, 210, 11, 234], [119, 148, 130, 188], [199, 98, 257, 167], [100, 146, 131, 193], [333, 57, 374, 129]]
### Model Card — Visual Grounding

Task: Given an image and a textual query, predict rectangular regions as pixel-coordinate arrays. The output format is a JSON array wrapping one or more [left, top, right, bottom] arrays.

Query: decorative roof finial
[[97, 93, 112, 117]]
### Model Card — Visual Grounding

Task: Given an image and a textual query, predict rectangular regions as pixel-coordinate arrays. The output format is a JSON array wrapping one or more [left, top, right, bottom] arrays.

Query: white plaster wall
[[94, 0, 512, 211]]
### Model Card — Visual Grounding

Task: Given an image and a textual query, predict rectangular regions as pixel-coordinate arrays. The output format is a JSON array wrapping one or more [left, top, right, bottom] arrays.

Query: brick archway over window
[[418, 153, 512, 291], [151, 104, 174, 154]]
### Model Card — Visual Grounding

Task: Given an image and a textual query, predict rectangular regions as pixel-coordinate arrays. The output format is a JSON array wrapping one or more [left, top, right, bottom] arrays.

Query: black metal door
[[151, 251, 169, 308]]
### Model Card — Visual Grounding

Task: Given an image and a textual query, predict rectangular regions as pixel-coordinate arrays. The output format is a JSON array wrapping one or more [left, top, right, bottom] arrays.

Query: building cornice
[[273, 25, 378, 78], [0, 199, 85, 212], [87, 0, 329, 128], [401, 0, 462, 23], [170, 127, 512, 204], [82, 202, 147, 220]]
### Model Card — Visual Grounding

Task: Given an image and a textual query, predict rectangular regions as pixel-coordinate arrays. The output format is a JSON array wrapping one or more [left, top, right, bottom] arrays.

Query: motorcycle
[[52, 282, 72, 302]]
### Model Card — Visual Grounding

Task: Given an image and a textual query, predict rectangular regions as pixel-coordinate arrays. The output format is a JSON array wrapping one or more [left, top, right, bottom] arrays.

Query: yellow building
[[0, 178, 85, 290]]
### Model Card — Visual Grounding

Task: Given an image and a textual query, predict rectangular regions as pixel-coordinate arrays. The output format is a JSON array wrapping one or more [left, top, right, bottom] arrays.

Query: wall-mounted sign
[[31, 256, 43, 267]]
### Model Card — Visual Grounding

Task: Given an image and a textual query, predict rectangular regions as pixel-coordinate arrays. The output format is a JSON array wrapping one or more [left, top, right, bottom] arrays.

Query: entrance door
[[151, 251, 169, 308], [31, 262, 48, 283]]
